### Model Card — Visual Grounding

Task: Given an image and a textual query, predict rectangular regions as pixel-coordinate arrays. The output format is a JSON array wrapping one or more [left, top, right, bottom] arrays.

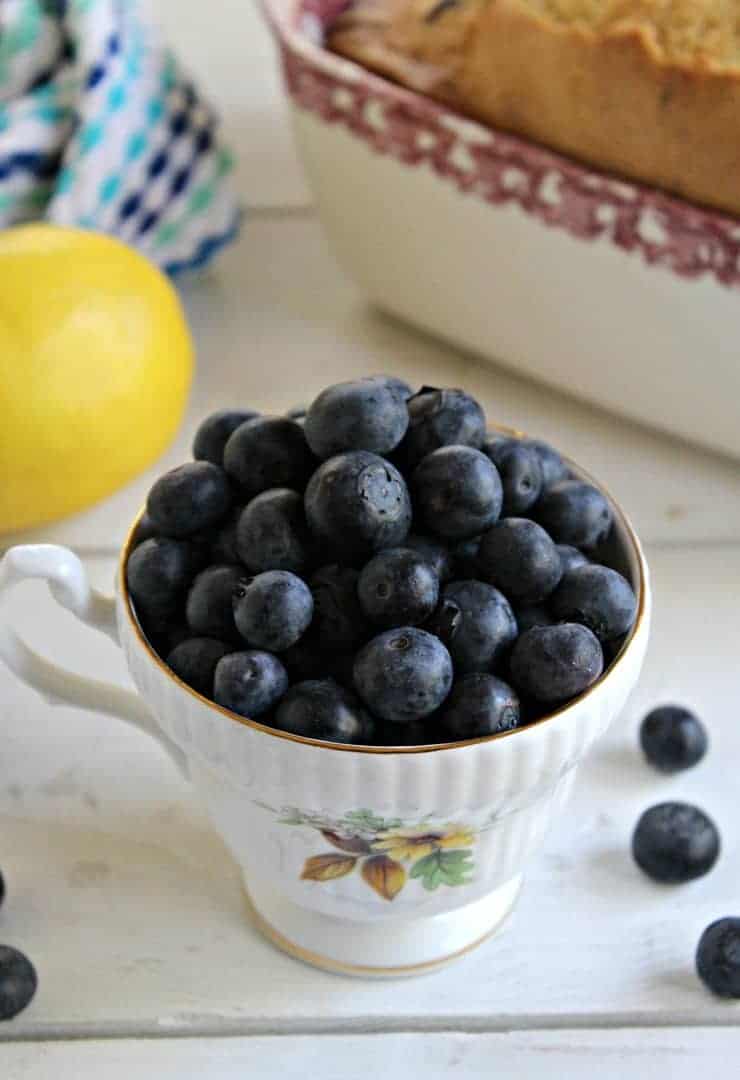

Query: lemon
[[0, 225, 193, 533]]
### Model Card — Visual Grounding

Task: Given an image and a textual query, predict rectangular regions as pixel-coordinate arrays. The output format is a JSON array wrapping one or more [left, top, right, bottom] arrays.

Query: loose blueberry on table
[[126, 375, 638, 746], [639, 704, 708, 773], [631, 802, 720, 884], [696, 917, 740, 999], [0, 945, 37, 1021]]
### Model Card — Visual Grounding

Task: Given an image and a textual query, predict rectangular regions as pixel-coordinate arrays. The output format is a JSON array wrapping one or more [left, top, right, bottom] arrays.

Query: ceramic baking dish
[[264, 0, 740, 459]]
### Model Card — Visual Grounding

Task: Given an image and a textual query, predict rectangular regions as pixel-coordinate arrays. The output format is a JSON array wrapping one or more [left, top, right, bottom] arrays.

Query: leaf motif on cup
[[301, 853, 357, 881], [321, 829, 372, 854], [361, 854, 406, 900], [410, 849, 474, 890]]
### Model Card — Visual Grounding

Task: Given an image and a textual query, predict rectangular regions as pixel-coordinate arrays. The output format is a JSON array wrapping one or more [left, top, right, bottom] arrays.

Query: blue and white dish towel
[[0, 0, 240, 274]]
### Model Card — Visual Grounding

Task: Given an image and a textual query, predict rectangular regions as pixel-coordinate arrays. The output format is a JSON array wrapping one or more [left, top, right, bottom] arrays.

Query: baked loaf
[[329, 1, 740, 216]]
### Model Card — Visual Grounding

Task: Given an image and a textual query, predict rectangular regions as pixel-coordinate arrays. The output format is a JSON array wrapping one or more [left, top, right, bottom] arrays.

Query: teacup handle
[[0, 544, 188, 779]]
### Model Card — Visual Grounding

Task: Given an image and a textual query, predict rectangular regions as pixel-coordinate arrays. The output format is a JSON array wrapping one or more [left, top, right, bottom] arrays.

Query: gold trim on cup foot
[[242, 883, 519, 978]]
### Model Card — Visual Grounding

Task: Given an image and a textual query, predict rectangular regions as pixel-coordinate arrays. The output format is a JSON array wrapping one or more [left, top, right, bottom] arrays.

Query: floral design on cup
[[257, 804, 476, 900]]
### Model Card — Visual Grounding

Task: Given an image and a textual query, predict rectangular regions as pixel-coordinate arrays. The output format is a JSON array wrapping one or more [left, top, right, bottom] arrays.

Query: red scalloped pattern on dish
[[277, 0, 740, 288]]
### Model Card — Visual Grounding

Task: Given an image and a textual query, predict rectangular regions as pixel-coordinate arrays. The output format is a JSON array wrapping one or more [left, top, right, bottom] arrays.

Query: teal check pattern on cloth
[[0, 0, 240, 274]]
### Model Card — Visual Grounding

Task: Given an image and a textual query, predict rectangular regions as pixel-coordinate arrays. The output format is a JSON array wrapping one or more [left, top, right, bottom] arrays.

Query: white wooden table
[[2, 3, 740, 1076]]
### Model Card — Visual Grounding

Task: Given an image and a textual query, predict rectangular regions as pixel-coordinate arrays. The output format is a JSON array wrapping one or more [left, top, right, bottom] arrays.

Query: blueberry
[[365, 373, 414, 401], [696, 918, 740, 998], [514, 604, 554, 633], [310, 565, 369, 651], [358, 548, 439, 628], [550, 564, 637, 643], [237, 488, 313, 574], [354, 627, 453, 725], [429, 580, 517, 674], [412, 445, 502, 541], [439, 673, 520, 740], [280, 636, 327, 683], [482, 438, 543, 515], [450, 535, 481, 579], [131, 511, 158, 547], [305, 451, 412, 561], [324, 649, 359, 691], [193, 408, 259, 466], [126, 538, 199, 621], [397, 386, 486, 471], [603, 633, 628, 666], [166, 637, 233, 697], [275, 678, 375, 743], [207, 506, 243, 565], [510, 623, 604, 703], [523, 439, 568, 488], [186, 564, 243, 641], [233, 571, 314, 653], [478, 518, 562, 604], [214, 650, 289, 718], [224, 416, 315, 498], [403, 534, 454, 583], [632, 802, 720, 884], [147, 462, 232, 539], [304, 377, 409, 459], [639, 705, 708, 773], [535, 480, 613, 550], [145, 619, 191, 659], [557, 544, 589, 575], [0, 946, 37, 1020]]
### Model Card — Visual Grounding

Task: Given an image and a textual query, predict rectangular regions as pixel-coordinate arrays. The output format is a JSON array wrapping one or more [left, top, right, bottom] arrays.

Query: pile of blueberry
[[126, 376, 639, 746]]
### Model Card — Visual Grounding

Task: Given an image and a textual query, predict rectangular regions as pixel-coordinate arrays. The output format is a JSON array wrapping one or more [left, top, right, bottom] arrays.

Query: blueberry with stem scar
[[214, 650, 289, 718], [482, 437, 543, 515], [305, 451, 412, 562], [354, 627, 453, 725], [358, 547, 439, 628]]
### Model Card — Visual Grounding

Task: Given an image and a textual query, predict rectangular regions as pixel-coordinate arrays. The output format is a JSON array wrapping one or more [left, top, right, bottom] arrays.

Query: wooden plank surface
[[6, 1029, 740, 1080], [4, 217, 740, 557], [0, 546, 738, 1039]]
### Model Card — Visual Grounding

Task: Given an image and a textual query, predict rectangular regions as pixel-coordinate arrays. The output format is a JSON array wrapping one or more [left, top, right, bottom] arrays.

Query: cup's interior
[[120, 424, 647, 754]]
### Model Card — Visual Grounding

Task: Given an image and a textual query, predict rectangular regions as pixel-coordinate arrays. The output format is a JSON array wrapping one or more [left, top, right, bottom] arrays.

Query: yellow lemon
[[0, 225, 193, 533]]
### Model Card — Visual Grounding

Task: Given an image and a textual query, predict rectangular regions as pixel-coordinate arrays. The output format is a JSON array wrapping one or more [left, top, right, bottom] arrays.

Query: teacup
[[0, 465, 650, 976]]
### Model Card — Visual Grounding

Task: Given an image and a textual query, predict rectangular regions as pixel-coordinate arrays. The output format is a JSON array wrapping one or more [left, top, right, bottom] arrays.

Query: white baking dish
[[264, 0, 740, 460]]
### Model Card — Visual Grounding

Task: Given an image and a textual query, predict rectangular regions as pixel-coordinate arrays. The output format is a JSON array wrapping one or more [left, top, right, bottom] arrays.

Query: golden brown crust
[[329, 0, 740, 216]]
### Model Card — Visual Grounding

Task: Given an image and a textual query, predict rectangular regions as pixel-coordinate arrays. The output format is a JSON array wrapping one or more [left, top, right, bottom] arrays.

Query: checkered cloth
[[0, 0, 240, 274]]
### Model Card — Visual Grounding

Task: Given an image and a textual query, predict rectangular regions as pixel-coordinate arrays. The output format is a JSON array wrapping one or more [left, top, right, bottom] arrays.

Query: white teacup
[[0, 473, 650, 976]]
